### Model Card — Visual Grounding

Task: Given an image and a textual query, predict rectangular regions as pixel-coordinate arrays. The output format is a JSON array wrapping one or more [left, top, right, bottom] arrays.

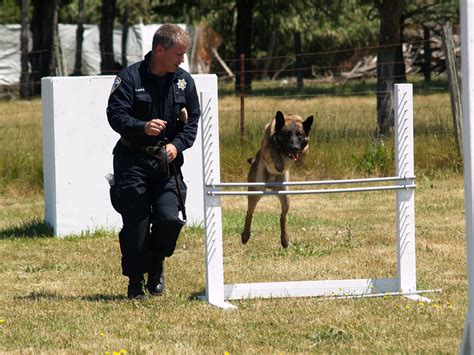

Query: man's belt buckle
[[145, 145, 161, 158]]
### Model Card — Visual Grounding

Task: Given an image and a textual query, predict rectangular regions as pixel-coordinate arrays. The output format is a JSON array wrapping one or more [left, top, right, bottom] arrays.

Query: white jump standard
[[200, 84, 438, 309]]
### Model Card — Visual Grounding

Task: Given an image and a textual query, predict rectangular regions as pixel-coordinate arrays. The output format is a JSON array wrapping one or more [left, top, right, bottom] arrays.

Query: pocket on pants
[[109, 185, 121, 213]]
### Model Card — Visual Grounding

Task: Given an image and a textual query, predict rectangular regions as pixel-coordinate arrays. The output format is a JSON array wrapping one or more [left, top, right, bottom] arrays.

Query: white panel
[[42, 76, 121, 236], [42, 74, 215, 236], [181, 75, 218, 226], [41, 79, 56, 228]]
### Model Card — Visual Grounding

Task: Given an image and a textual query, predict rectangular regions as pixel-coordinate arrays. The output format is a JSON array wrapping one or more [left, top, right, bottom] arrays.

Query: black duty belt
[[119, 137, 160, 156], [119, 137, 187, 223]]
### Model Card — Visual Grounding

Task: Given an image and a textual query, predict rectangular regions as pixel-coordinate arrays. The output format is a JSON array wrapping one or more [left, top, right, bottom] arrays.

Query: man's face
[[153, 44, 186, 73]]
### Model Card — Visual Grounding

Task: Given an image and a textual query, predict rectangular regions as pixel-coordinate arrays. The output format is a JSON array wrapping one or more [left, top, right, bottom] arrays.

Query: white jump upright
[[394, 84, 429, 303], [200, 83, 436, 309], [200, 91, 236, 309]]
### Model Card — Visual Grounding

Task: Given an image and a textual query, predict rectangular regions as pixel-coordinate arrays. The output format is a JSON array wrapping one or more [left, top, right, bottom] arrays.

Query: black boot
[[127, 275, 145, 300], [147, 255, 165, 296]]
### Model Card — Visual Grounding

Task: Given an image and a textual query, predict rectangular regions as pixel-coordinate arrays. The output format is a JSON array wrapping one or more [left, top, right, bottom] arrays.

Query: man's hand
[[144, 119, 167, 136], [165, 143, 178, 162]]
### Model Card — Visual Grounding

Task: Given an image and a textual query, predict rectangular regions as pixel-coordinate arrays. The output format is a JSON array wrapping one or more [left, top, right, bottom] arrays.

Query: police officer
[[106, 24, 200, 300]]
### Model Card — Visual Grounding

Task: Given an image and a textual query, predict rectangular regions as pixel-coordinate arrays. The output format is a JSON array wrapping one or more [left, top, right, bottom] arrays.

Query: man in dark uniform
[[106, 24, 200, 300]]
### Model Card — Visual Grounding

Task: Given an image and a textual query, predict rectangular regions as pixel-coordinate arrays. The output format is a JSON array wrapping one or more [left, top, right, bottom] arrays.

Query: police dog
[[241, 111, 314, 248]]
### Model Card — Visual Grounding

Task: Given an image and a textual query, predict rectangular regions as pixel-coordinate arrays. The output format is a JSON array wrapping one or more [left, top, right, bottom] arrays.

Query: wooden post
[[442, 22, 463, 162], [240, 53, 245, 145], [294, 31, 303, 89]]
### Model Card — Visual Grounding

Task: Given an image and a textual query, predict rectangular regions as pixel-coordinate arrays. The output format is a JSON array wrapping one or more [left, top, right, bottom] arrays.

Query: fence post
[[442, 22, 463, 162], [200, 91, 236, 310], [240, 53, 245, 146], [394, 83, 417, 295]]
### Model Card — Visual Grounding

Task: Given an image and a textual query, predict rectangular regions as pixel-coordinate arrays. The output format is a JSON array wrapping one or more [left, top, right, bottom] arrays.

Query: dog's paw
[[280, 234, 289, 248], [241, 231, 251, 244]]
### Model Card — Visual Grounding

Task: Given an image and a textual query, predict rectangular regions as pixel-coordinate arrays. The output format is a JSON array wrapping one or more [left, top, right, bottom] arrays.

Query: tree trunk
[[121, 3, 129, 68], [234, 0, 253, 92], [376, 0, 405, 136], [100, 0, 117, 75], [294, 31, 303, 89], [394, 24, 406, 83], [20, 0, 31, 98], [49, 0, 63, 76], [73, 0, 85, 75], [262, 31, 277, 79], [423, 25, 432, 83], [30, 0, 57, 95]]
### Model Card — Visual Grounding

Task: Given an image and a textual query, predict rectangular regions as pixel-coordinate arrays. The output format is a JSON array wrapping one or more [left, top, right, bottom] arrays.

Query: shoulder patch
[[110, 76, 122, 94]]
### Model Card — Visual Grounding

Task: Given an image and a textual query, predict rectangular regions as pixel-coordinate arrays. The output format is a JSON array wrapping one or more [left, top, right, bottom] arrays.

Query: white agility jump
[[199, 84, 439, 310]]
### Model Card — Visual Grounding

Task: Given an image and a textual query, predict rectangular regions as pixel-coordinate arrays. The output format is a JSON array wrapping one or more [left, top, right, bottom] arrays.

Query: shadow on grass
[[0, 217, 53, 239], [16, 291, 128, 302], [189, 290, 206, 301]]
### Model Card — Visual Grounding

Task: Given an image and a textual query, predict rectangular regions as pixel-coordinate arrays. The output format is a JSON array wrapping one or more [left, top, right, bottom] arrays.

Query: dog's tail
[[247, 157, 255, 165]]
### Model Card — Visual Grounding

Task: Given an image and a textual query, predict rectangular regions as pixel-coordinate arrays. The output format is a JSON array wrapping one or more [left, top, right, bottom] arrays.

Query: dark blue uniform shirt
[[107, 51, 201, 163]]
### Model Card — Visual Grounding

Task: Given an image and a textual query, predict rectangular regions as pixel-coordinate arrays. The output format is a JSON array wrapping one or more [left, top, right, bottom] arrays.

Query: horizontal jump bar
[[207, 176, 415, 188], [207, 184, 415, 196]]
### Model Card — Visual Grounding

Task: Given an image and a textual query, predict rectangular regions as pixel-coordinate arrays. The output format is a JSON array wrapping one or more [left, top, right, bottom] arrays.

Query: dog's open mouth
[[288, 152, 299, 161]]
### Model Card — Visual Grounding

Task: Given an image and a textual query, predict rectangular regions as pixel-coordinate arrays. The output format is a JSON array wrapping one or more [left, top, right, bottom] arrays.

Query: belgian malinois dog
[[241, 111, 314, 248]]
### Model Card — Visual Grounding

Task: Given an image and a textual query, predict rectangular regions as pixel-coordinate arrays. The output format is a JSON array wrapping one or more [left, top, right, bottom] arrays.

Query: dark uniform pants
[[110, 143, 186, 277]]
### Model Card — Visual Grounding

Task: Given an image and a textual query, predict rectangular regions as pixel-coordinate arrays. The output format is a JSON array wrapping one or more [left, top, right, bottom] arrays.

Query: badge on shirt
[[110, 76, 122, 94], [177, 78, 187, 91]]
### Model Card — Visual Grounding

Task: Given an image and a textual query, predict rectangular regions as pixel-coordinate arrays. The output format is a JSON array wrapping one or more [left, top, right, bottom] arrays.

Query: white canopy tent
[[0, 23, 190, 86]]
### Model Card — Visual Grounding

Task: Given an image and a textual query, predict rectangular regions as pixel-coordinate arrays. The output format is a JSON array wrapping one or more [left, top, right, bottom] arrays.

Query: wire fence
[[0, 40, 457, 189]]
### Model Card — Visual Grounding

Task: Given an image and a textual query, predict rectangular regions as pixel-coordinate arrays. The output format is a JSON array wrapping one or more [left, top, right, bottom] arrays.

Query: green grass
[[0, 174, 466, 352], [0, 99, 43, 192], [0, 75, 467, 352]]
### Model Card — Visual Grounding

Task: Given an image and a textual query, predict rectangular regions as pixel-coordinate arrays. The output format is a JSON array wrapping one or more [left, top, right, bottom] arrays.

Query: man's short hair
[[152, 24, 191, 50]]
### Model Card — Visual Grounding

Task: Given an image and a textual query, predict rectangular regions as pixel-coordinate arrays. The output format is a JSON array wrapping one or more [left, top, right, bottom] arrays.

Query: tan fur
[[241, 111, 313, 248]]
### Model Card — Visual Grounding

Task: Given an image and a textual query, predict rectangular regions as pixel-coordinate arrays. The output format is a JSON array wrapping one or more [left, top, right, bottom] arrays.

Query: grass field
[[0, 77, 468, 352], [0, 174, 466, 352]]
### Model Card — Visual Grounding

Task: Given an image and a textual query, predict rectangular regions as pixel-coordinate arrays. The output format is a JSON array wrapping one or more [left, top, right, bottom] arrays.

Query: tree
[[73, 0, 85, 75], [234, 0, 254, 91], [374, 0, 404, 136], [99, 0, 117, 74], [20, 0, 31, 98], [116, 0, 151, 68], [399, 0, 460, 83], [30, 0, 60, 95]]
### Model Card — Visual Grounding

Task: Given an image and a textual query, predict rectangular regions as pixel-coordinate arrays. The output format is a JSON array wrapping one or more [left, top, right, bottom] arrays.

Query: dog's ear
[[303, 116, 314, 135], [275, 111, 285, 132]]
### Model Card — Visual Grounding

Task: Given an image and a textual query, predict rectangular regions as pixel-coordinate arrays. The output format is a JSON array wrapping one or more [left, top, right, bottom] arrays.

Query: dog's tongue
[[290, 152, 299, 161]]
